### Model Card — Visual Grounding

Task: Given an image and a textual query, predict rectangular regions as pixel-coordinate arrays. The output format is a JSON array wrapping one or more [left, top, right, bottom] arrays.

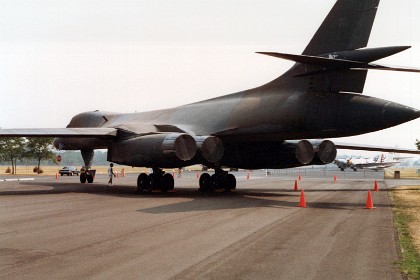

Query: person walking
[[108, 163, 116, 186]]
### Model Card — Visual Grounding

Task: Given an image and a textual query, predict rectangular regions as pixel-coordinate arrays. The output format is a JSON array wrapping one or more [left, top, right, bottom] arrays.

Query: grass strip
[[391, 188, 420, 280]]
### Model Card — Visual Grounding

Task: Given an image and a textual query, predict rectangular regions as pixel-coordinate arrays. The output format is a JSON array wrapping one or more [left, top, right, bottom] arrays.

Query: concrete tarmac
[[0, 171, 412, 279]]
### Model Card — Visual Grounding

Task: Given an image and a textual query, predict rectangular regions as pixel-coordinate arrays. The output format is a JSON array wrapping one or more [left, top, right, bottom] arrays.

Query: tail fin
[[259, 0, 419, 94], [302, 0, 380, 55]]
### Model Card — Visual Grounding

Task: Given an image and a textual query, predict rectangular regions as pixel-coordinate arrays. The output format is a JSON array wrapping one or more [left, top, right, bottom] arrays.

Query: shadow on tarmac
[[0, 180, 391, 212]]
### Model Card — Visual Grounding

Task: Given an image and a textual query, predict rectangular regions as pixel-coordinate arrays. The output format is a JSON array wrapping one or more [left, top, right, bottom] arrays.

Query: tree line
[[0, 137, 110, 174], [0, 137, 55, 174]]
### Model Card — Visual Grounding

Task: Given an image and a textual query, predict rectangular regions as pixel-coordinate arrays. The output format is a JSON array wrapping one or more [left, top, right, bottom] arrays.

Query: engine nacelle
[[194, 136, 224, 163], [220, 140, 315, 169], [108, 133, 197, 167], [309, 140, 337, 165], [293, 140, 315, 164]]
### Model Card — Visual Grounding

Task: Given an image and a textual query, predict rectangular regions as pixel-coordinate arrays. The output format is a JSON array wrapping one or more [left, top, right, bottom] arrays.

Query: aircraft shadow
[[0, 182, 390, 212], [136, 194, 390, 214]]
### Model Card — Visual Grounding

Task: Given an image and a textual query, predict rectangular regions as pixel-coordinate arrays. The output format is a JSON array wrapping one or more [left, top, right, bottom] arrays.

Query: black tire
[[60, 174, 63, 176], [162, 173, 174, 192], [137, 173, 149, 193], [208, 174, 219, 192], [80, 173, 86, 183], [149, 173, 161, 190], [199, 173, 211, 191], [225, 174, 236, 191], [213, 174, 229, 192], [87, 174, 94, 183]]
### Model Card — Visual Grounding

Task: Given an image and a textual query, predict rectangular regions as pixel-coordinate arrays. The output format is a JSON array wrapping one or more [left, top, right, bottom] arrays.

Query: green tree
[[0, 137, 26, 174], [25, 138, 56, 174]]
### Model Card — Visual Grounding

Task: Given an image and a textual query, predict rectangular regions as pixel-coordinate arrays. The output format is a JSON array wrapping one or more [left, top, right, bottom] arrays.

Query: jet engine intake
[[195, 136, 224, 163], [108, 133, 197, 167]]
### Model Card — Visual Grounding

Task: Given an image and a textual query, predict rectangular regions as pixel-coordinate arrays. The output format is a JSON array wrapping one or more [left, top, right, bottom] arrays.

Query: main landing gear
[[199, 169, 236, 193], [137, 168, 174, 193]]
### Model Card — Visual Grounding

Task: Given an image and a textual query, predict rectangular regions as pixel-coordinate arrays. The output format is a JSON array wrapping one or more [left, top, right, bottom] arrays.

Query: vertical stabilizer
[[302, 0, 380, 55]]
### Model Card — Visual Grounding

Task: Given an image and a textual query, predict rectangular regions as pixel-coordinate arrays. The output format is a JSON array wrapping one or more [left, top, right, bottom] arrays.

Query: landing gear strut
[[199, 169, 236, 192], [80, 149, 96, 184], [137, 168, 174, 193]]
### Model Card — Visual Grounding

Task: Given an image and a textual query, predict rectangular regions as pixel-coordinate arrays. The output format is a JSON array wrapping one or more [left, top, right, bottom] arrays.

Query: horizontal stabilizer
[[361, 64, 420, 73], [257, 52, 366, 69], [334, 142, 420, 155], [257, 51, 420, 75], [0, 128, 118, 138]]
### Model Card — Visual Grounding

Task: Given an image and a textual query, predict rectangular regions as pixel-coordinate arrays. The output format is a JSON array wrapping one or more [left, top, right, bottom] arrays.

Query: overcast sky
[[0, 0, 419, 156]]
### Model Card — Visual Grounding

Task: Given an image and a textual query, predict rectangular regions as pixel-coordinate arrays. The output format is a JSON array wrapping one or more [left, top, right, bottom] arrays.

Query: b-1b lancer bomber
[[1, 0, 420, 193]]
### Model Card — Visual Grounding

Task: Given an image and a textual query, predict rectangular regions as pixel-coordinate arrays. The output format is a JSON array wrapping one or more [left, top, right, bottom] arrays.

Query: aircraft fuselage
[[54, 77, 419, 169]]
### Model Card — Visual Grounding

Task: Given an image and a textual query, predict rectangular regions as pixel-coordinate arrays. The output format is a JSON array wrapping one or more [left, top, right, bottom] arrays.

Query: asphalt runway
[[0, 171, 414, 279]]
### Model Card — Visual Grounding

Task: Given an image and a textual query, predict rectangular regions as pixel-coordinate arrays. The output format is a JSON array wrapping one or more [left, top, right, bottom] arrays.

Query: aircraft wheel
[[225, 174, 236, 191], [162, 173, 174, 192], [137, 173, 149, 193], [80, 173, 87, 183], [199, 173, 211, 191], [149, 173, 161, 191], [87, 174, 94, 183], [209, 174, 219, 191], [210, 174, 217, 186]]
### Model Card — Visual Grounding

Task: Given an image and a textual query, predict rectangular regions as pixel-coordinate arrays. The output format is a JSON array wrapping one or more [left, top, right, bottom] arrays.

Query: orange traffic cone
[[294, 180, 298, 191], [299, 190, 307, 208], [246, 173, 250, 180], [365, 190, 375, 209], [333, 175, 337, 182], [298, 174, 302, 181], [373, 180, 378, 191], [55, 173, 58, 180]]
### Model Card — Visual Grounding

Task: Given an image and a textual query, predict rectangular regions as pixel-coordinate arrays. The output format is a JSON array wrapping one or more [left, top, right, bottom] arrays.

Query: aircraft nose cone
[[382, 102, 420, 126]]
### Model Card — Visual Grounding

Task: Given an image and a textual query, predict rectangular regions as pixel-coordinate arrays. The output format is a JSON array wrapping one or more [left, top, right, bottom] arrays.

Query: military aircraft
[[1, 0, 420, 193], [334, 153, 411, 171]]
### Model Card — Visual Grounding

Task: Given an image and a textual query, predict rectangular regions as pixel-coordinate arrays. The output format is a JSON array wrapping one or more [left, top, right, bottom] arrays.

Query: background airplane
[[1, 0, 420, 193], [334, 153, 412, 171]]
